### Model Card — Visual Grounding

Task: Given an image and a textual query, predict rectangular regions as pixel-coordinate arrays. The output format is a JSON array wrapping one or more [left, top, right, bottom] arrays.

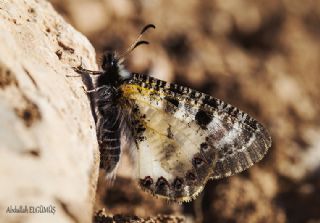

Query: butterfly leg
[[71, 57, 103, 75], [73, 66, 104, 75], [81, 86, 107, 95]]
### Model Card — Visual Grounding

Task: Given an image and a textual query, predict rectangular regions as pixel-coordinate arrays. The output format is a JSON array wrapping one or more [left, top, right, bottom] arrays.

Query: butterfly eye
[[101, 52, 117, 70], [140, 176, 153, 188], [108, 53, 113, 64]]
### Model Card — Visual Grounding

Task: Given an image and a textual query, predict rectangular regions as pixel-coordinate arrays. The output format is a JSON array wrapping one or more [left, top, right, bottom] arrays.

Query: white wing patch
[[123, 85, 212, 201]]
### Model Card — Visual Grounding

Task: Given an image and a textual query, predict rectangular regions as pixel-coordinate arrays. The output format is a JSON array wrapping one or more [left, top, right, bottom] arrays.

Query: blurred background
[[49, 0, 320, 222]]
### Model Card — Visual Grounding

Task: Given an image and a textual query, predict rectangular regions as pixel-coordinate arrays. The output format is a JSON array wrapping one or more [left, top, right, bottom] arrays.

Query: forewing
[[120, 73, 271, 201]]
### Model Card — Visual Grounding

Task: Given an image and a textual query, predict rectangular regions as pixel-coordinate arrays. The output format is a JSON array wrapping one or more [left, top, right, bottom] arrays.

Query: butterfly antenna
[[118, 24, 155, 61]]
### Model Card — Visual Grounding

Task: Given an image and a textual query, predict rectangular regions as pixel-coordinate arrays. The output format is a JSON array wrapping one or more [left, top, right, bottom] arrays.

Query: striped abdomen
[[94, 86, 122, 174]]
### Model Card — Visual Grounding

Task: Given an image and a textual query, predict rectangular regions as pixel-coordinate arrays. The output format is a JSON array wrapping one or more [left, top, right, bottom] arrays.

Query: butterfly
[[73, 24, 272, 202]]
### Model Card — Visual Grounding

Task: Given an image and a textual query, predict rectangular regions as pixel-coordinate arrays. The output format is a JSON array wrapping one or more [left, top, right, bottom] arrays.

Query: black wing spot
[[186, 171, 196, 181], [195, 110, 212, 129], [164, 96, 179, 107], [192, 157, 204, 168], [172, 177, 184, 191], [167, 125, 174, 139], [169, 83, 184, 95], [156, 177, 169, 189], [203, 95, 219, 108], [140, 176, 153, 188], [200, 142, 209, 151]]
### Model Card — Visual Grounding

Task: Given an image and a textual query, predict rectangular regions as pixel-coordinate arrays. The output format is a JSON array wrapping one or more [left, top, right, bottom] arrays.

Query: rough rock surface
[[94, 209, 185, 223], [0, 1, 99, 223]]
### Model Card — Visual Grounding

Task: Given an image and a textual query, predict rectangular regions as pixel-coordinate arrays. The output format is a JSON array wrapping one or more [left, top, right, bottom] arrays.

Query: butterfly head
[[102, 52, 118, 72], [97, 24, 156, 87], [97, 51, 128, 87]]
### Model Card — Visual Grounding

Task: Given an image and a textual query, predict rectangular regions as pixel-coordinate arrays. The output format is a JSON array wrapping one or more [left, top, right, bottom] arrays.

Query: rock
[[94, 209, 186, 223], [0, 0, 99, 222]]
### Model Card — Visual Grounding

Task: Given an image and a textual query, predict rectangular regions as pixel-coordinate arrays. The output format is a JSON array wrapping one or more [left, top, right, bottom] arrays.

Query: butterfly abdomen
[[94, 86, 122, 174]]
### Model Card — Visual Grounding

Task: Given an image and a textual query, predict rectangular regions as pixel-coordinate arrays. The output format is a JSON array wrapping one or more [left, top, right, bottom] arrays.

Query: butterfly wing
[[120, 73, 271, 202]]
